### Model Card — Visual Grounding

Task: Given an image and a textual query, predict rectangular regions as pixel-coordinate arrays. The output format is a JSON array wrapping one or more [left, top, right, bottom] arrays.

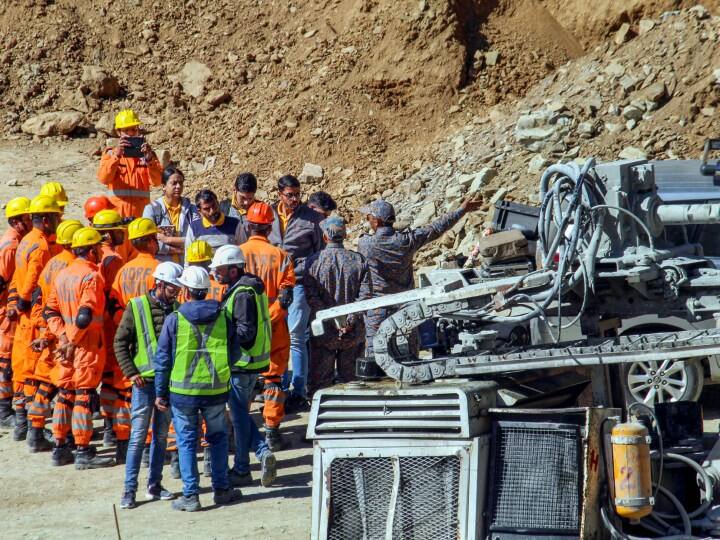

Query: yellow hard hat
[[29, 195, 62, 215], [114, 109, 141, 130], [71, 227, 103, 249], [56, 220, 83, 246], [92, 209, 125, 231], [127, 217, 158, 240], [186, 240, 213, 263], [39, 182, 68, 208], [5, 197, 31, 219]]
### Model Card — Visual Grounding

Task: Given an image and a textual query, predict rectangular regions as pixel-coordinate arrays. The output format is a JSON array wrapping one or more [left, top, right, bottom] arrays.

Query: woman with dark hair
[[142, 167, 199, 264]]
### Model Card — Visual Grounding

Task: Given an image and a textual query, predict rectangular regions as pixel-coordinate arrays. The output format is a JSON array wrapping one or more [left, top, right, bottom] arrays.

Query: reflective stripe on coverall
[[99, 243, 131, 441], [0, 228, 22, 401], [45, 258, 106, 446], [9, 228, 55, 410], [27, 249, 75, 429], [240, 235, 295, 428], [97, 149, 162, 218]]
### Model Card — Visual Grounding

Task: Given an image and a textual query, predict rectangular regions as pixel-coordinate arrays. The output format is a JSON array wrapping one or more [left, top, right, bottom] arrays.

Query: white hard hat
[[152, 262, 183, 287], [177, 266, 210, 290], [209, 244, 245, 269]]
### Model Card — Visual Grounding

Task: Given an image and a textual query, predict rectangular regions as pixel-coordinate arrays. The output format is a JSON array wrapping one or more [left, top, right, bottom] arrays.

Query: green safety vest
[[129, 295, 158, 377], [224, 285, 271, 371], [169, 311, 231, 396]]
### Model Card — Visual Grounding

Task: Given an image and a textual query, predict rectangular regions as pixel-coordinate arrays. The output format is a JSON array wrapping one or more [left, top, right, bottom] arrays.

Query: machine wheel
[[622, 359, 704, 407]]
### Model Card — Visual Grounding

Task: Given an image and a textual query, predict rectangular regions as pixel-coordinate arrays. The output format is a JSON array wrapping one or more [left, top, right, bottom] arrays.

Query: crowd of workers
[[0, 109, 481, 512]]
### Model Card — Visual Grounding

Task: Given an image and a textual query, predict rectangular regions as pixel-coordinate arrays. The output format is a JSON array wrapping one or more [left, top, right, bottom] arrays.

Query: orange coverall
[[0, 227, 23, 402], [26, 248, 75, 429], [240, 235, 295, 429], [99, 242, 132, 442], [97, 149, 162, 219], [110, 252, 158, 311], [9, 227, 56, 410], [45, 258, 106, 447]]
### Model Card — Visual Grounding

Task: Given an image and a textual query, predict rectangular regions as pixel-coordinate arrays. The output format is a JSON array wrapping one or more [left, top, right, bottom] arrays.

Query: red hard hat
[[84, 195, 112, 220], [246, 202, 275, 225]]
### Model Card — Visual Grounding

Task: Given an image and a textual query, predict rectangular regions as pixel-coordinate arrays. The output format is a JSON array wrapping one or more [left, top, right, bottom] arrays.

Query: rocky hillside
[[1, 1, 719, 256], [380, 5, 720, 264]]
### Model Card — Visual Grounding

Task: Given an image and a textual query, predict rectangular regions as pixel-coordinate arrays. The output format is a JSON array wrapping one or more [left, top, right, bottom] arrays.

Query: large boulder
[[81, 65, 121, 98], [21, 111, 84, 137], [171, 61, 212, 98]]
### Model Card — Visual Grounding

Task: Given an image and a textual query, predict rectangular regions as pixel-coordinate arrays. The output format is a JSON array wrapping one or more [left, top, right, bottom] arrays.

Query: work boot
[[229, 468, 253, 488], [120, 491, 137, 510], [203, 447, 212, 477], [27, 426, 53, 453], [0, 398, 15, 429], [102, 418, 116, 448], [74, 446, 115, 470], [44, 427, 55, 445], [51, 444, 75, 467], [264, 426, 287, 452], [170, 450, 181, 479], [260, 451, 277, 488], [141, 445, 150, 468], [284, 393, 310, 414], [171, 494, 201, 512], [213, 487, 242, 505], [115, 440, 129, 465], [12, 408, 27, 441]]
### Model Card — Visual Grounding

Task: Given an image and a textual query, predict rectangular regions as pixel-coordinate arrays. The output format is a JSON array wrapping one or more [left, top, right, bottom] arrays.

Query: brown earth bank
[[1, 0, 709, 204]]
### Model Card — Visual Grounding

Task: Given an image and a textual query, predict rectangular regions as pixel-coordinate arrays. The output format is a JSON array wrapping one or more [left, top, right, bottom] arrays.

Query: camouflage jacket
[[305, 242, 372, 343], [358, 209, 464, 296]]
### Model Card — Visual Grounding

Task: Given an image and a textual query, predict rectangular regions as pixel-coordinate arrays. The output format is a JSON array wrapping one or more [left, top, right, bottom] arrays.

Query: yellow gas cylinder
[[611, 421, 654, 519]]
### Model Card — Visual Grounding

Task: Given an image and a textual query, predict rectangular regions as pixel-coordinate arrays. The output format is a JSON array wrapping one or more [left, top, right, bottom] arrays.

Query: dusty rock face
[[21, 111, 84, 137]]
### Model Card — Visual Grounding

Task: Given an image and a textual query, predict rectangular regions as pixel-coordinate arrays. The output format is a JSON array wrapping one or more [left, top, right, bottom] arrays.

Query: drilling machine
[[307, 156, 720, 540]]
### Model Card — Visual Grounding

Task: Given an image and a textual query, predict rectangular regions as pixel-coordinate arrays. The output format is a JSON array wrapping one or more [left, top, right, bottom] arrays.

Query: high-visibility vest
[[169, 311, 230, 396], [129, 295, 158, 377], [223, 284, 271, 371]]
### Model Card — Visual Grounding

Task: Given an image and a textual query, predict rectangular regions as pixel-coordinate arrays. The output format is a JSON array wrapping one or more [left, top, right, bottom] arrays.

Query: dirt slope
[[0, 0, 674, 198]]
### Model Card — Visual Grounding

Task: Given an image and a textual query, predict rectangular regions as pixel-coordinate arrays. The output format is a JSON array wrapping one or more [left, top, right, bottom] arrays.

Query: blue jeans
[[284, 283, 310, 397], [229, 373, 270, 475], [124, 383, 171, 493], [172, 402, 229, 496]]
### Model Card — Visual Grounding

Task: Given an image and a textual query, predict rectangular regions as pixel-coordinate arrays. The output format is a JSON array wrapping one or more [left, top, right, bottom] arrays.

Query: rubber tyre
[[621, 359, 704, 408]]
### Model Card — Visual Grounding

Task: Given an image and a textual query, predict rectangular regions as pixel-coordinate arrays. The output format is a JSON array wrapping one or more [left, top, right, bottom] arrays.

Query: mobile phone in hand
[[123, 136, 145, 158]]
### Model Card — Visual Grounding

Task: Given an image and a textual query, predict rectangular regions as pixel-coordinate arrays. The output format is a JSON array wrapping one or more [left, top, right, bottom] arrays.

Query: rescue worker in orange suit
[[111, 218, 160, 310], [0, 198, 32, 429], [93, 209, 132, 461], [239, 202, 295, 452], [97, 109, 162, 219], [44, 227, 114, 469], [8, 195, 62, 442], [25, 220, 83, 452], [185, 240, 226, 302]]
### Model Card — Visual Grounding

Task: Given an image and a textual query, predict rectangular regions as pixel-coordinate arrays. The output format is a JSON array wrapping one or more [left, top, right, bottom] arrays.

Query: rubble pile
[[384, 6, 720, 264]]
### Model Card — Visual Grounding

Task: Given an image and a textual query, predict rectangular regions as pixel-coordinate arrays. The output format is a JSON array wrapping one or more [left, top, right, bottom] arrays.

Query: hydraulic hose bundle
[[479, 158, 607, 339]]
